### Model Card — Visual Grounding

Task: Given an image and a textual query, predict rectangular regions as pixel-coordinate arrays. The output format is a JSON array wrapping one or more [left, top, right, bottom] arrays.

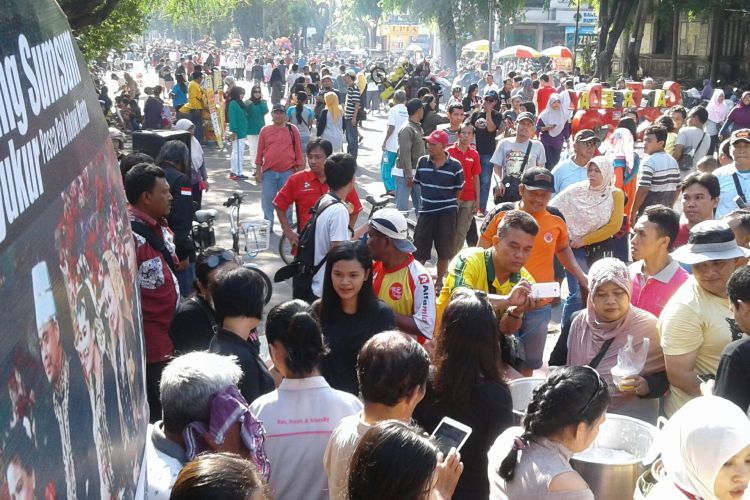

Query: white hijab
[[657, 396, 750, 500], [538, 93, 567, 137], [175, 118, 204, 173]]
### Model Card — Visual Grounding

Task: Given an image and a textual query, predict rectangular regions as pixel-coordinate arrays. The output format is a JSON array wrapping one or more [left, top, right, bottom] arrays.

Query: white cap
[[32, 261, 56, 334]]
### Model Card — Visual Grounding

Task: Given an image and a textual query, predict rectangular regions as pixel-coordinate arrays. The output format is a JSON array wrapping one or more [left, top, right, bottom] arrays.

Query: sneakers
[[237, 174, 249, 180], [229, 173, 249, 181]]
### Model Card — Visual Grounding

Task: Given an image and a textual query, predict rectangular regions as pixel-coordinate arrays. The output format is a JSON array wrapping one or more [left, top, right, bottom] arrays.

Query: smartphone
[[531, 282, 561, 299], [735, 195, 748, 209], [430, 416, 472, 455]]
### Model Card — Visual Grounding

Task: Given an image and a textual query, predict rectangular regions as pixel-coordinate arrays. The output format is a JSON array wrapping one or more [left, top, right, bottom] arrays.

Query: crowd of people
[[99, 44, 750, 499]]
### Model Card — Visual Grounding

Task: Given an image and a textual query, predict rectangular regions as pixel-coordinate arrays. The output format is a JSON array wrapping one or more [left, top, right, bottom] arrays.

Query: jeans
[[175, 262, 196, 298], [395, 176, 421, 213], [479, 153, 493, 211], [345, 119, 358, 158], [261, 169, 293, 230], [381, 151, 397, 192], [231, 137, 246, 176], [561, 247, 588, 328], [515, 304, 553, 370], [189, 109, 203, 144]]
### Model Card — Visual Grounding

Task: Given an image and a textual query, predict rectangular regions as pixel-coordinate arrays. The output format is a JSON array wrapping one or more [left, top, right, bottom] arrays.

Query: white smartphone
[[430, 416, 472, 455], [531, 282, 561, 299]]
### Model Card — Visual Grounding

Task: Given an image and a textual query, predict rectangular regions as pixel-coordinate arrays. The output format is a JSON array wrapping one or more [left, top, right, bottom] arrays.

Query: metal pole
[[573, 0, 581, 75], [488, 0, 493, 71]]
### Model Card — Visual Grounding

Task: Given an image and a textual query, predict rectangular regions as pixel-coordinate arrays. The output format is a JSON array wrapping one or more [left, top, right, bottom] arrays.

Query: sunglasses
[[204, 250, 236, 269]]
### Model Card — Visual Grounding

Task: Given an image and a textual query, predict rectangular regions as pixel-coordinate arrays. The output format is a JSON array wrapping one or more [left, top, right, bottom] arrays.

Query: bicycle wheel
[[278, 223, 297, 265], [243, 264, 273, 305]]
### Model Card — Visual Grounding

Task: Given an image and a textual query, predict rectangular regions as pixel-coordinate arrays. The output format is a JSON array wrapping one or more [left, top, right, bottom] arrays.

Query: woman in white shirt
[[250, 300, 362, 500]]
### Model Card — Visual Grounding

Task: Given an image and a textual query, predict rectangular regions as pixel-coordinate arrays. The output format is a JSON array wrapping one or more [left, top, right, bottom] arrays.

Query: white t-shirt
[[324, 412, 372, 500], [490, 138, 546, 177], [313, 194, 350, 297], [385, 104, 409, 153], [675, 126, 710, 169]]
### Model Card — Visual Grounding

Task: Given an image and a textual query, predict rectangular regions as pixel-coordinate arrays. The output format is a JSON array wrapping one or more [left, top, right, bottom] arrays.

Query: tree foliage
[[73, 0, 153, 61]]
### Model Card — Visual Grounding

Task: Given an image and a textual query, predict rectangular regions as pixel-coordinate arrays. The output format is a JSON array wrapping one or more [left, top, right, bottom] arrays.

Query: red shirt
[[447, 144, 481, 201], [256, 124, 304, 172], [536, 86, 556, 114], [673, 220, 690, 248], [273, 170, 363, 229]]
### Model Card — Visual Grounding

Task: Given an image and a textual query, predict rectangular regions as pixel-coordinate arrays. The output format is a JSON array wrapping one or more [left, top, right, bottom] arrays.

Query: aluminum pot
[[571, 414, 658, 500], [507, 377, 545, 424]]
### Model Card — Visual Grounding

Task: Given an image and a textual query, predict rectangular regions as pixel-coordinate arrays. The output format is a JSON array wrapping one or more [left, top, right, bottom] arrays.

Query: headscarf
[[701, 79, 713, 100], [521, 77, 534, 102], [565, 258, 665, 410], [538, 93, 566, 137], [726, 91, 750, 129], [549, 156, 615, 241], [324, 91, 342, 124], [606, 128, 637, 185], [175, 118, 204, 173], [655, 396, 750, 499], [558, 89, 572, 121], [182, 385, 271, 480], [707, 89, 727, 124]]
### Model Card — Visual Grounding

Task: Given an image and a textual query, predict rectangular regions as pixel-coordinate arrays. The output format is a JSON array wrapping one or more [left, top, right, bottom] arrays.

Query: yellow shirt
[[180, 80, 204, 112], [435, 247, 534, 334], [658, 276, 735, 416]]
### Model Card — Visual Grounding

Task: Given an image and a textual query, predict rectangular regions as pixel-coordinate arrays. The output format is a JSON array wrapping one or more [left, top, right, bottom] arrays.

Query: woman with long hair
[[250, 300, 362, 500], [421, 94, 449, 136], [226, 85, 248, 180], [245, 85, 269, 168], [175, 118, 208, 208], [171, 73, 189, 118], [314, 241, 395, 395], [317, 91, 344, 151], [287, 91, 314, 162], [488, 366, 610, 499], [462, 83, 481, 113], [414, 289, 513, 499]]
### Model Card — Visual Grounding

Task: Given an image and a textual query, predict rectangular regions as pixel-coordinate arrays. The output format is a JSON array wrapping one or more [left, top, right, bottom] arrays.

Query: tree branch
[[64, 0, 122, 31]]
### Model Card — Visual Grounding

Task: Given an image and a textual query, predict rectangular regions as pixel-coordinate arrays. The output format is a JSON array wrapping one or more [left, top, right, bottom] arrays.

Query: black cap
[[521, 167, 555, 192], [406, 98, 423, 115]]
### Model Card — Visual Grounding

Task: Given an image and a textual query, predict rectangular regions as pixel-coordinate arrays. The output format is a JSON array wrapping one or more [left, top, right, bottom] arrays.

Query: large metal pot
[[571, 414, 658, 500], [507, 377, 545, 424]]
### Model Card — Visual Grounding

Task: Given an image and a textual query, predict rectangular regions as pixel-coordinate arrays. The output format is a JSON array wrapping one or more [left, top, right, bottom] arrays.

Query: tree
[[594, 0, 637, 80], [59, 0, 122, 31], [234, 0, 265, 44], [342, 0, 382, 49], [624, 0, 650, 78], [74, 0, 152, 61]]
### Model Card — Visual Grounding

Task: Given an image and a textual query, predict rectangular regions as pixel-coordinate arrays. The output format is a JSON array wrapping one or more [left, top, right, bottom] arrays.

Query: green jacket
[[228, 100, 248, 139], [245, 100, 269, 136]]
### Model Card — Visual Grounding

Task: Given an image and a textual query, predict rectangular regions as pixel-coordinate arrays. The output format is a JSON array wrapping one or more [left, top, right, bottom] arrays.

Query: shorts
[[414, 210, 458, 261]]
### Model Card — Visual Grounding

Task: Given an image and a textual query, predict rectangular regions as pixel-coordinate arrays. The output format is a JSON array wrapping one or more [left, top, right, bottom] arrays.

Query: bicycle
[[214, 192, 274, 305], [277, 194, 416, 265]]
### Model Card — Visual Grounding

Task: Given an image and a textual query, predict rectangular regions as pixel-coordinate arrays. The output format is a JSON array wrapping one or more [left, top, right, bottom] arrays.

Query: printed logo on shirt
[[418, 274, 430, 285], [303, 181, 310, 189], [389, 283, 404, 300], [544, 232, 554, 243], [180, 186, 192, 196]]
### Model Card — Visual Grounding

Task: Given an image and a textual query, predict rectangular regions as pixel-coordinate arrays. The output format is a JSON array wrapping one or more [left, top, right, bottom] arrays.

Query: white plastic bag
[[611, 335, 649, 391]]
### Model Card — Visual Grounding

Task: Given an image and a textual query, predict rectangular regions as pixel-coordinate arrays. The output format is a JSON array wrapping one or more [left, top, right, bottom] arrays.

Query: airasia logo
[[418, 274, 430, 285], [389, 283, 404, 300]]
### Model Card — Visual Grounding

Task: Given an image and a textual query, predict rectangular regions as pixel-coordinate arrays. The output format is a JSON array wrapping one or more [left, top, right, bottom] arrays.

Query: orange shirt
[[479, 203, 569, 283]]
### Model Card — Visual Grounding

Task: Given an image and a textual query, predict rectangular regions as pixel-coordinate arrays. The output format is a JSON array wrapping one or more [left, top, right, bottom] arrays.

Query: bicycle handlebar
[[223, 192, 244, 207]]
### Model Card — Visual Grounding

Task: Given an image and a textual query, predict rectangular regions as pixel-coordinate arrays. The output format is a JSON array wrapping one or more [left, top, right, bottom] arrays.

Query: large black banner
[[0, 1, 147, 499]]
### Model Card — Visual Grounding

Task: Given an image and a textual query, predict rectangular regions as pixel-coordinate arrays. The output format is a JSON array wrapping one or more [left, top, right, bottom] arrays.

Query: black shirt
[[469, 110, 504, 155], [413, 377, 514, 500], [715, 336, 750, 413], [315, 299, 396, 395], [169, 296, 217, 354], [209, 328, 275, 403]]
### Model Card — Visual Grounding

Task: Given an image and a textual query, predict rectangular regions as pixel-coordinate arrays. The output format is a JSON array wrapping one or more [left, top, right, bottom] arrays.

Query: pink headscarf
[[566, 258, 665, 410], [706, 89, 727, 124]]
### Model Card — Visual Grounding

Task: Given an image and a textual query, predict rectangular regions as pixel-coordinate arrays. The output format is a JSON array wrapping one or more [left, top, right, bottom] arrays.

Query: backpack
[[274, 195, 343, 302]]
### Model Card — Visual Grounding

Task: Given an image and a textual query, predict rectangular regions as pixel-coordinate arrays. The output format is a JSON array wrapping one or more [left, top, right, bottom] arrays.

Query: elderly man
[[714, 129, 750, 218], [145, 351, 265, 499]]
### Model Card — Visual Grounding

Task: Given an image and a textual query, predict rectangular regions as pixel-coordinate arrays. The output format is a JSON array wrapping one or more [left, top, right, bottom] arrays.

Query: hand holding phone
[[531, 282, 560, 299], [431, 416, 472, 456]]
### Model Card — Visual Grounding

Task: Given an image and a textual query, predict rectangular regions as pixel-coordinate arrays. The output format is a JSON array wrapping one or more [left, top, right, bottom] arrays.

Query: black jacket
[[162, 164, 194, 262], [209, 328, 275, 403]]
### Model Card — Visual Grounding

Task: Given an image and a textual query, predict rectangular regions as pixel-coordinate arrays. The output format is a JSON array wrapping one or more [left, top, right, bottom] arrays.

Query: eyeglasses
[[579, 365, 605, 415], [204, 250, 236, 269]]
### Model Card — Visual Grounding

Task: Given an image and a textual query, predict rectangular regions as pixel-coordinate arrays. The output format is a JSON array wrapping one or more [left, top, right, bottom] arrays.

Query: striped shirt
[[344, 83, 360, 119], [414, 154, 464, 214], [638, 151, 680, 192]]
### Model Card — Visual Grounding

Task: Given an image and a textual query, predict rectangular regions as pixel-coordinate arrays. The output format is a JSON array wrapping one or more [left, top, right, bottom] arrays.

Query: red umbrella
[[496, 45, 540, 59], [541, 46, 574, 59]]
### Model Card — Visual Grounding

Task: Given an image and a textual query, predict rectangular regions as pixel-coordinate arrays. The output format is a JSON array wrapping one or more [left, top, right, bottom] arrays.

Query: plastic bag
[[611, 335, 649, 391]]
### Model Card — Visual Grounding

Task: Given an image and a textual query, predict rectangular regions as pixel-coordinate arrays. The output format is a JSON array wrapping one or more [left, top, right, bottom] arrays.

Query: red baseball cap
[[424, 129, 450, 146]]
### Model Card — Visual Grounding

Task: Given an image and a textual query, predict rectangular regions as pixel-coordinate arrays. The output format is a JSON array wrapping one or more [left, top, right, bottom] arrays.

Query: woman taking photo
[[549, 156, 625, 326], [414, 289, 514, 499], [536, 93, 569, 169], [316, 91, 344, 152], [244, 85, 268, 168], [549, 258, 667, 424], [250, 300, 362, 500], [462, 83, 481, 113], [314, 241, 395, 395], [348, 421, 463, 500], [488, 365, 610, 500], [287, 91, 315, 161], [226, 85, 249, 180]]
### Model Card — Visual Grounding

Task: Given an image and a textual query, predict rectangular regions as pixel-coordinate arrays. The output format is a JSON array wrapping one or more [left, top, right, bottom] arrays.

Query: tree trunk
[[437, 7, 457, 69], [709, 5, 721, 82], [595, 0, 637, 80], [670, 5, 679, 81], [624, 0, 648, 79]]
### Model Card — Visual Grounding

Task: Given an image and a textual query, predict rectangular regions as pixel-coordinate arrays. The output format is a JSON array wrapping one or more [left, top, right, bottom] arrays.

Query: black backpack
[[274, 195, 342, 302]]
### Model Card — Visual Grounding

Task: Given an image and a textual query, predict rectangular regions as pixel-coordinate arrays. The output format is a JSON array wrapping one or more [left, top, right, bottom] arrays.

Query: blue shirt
[[714, 163, 750, 218], [550, 155, 588, 193], [414, 154, 465, 214]]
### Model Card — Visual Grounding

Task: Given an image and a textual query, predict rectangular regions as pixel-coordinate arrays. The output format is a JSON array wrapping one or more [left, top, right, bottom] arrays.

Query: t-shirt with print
[[313, 194, 350, 297], [468, 110, 504, 155], [479, 203, 568, 284], [658, 276, 739, 416], [372, 256, 436, 339], [385, 104, 409, 152], [675, 126, 710, 169], [490, 138, 546, 179], [447, 144, 482, 202], [436, 247, 535, 332]]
